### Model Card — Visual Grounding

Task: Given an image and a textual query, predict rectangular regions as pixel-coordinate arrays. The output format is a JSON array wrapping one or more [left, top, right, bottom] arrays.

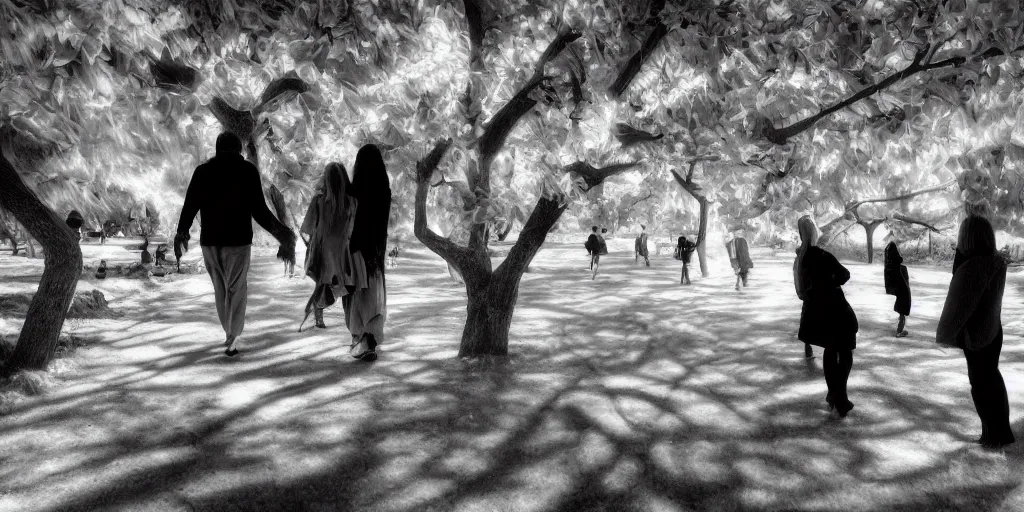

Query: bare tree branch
[[850, 179, 956, 209], [763, 48, 970, 144], [891, 212, 941, 232]]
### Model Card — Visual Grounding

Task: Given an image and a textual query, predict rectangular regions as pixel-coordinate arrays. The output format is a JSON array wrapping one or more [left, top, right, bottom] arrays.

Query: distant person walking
[[299, 163, 358, 331], [175, 132, 297, 357], [677, 235, 696, 285], [937, 216, 1013, 449], [598, 228, 609, 256], [634, 224, 650, 267], [585, 226, 601, 279], [725, 231, 753, 291], [344, 144, 392, 362], [794, 216, 858, 417], [884, 241, 911, 337]]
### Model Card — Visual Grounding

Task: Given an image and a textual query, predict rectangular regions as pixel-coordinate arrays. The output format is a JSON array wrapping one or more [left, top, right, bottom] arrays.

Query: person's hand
[[276, 229, 297, 267], [173, 231, 190, 260]]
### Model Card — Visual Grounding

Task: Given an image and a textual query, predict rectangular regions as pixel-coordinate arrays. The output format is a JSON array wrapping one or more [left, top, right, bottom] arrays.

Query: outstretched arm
[[176, 167, 203, 235]]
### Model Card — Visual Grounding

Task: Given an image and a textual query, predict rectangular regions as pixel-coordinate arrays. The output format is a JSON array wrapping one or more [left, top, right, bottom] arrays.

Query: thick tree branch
[[476, 30, 581, 177], [614, 123, 664, 147], [414, 139, 471, 269], [609, 22, 669, 98], [670, 168, 706, 201], [763, 49, 968, 144], [151, 53, 201, 91], [566, 160, 644, 191], [254, 75, 309, 115], [209, 97, 256, 142], [494, 195, 568, 281], [463, 0, 485, 69]]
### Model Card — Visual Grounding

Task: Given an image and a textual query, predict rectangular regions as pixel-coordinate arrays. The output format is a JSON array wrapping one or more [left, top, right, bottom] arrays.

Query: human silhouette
[[300, 163, 358, 331], [726, 231, 753, 291], [794, 216, 858, 417], [937, 215, 1013, 449], [344, 144, 392, 362], [634, 224, 650, 267], [585, 226, 601, 279], [175, 132, 297, 357], [884, 241, 911, 337], [677, 235, 696, 284]]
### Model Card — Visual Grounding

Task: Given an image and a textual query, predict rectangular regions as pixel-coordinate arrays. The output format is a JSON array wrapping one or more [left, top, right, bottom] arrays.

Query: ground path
[[3, 238, 1024, 511]]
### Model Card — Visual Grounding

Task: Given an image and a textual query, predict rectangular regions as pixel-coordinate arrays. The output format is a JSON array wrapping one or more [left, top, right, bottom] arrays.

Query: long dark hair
[[957, 215, 996, 259], [351, 144, 392, 274]]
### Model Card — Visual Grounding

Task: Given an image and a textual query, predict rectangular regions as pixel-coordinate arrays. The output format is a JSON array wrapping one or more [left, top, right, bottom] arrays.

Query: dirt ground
[[2, 237, 1024, 512]]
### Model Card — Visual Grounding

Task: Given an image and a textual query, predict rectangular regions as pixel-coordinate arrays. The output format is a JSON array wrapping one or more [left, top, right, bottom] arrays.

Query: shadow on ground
[[1, 243, 1024, 511]]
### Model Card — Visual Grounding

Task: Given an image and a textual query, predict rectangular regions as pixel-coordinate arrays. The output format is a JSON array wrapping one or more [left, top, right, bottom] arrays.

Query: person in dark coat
[[585, 226, 601, 279], [726, 231, 754, 291], [794, 215, 858, 417], [344, 144, 392, 362], [175, 132, 297, 357], [937, 215, 1013, 449], [634, 224, 650, 267], [884, 241, 911, 337], [677, 235, 696, 285], [598, 228, 609, 255]]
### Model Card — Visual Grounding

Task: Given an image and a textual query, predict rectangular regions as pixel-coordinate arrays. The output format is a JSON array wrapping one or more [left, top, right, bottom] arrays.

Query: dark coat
[[677, 237, 696, 264], [936, 253, 1006, 351], [795, 246, 858, 350], [585, 233, 600, 255], [176, 153, 287, 247], [597, 235, 608, 255], [883, 242, 911, 316]]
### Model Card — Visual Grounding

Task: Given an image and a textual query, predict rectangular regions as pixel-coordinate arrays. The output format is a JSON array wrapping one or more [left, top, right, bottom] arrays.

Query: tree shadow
[[1, 243, 1024, 511]]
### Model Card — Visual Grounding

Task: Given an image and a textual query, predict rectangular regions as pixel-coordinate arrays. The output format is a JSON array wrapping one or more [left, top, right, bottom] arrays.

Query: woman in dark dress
[[937, 216, 1013, 449], [345, 144, 392, 362], [794, 216, 858, 417], [884, 241, 911, 337]]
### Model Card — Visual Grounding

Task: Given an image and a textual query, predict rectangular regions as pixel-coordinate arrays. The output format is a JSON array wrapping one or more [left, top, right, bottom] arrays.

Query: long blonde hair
[[794, 215, 819, 294], [320, 162, 353, 236]]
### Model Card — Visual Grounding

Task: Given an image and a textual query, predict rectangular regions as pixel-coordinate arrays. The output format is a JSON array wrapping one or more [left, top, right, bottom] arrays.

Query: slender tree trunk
[[696, 197, 709, 277], [25, 232, 36, 259], [0, 147, 83, 373], [862, 221, 883, 264]]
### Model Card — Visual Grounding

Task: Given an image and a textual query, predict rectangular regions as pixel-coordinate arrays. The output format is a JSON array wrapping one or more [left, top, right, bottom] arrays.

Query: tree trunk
[[459, 278, 514, 357], [0, 147, 83, 373], [862, 221, 882, 264], [458, 196, 566, 357], [696, 197, 709, 277]]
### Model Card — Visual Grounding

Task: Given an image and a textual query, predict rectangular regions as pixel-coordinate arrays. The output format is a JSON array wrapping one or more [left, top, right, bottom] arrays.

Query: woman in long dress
[[300, 163, 358, 330], [346, 144, 392, 361]]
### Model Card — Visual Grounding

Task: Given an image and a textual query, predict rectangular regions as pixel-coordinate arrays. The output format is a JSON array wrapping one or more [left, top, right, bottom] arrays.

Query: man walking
[[635, 224, 650, 267], [175, 132, 297, 356]]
